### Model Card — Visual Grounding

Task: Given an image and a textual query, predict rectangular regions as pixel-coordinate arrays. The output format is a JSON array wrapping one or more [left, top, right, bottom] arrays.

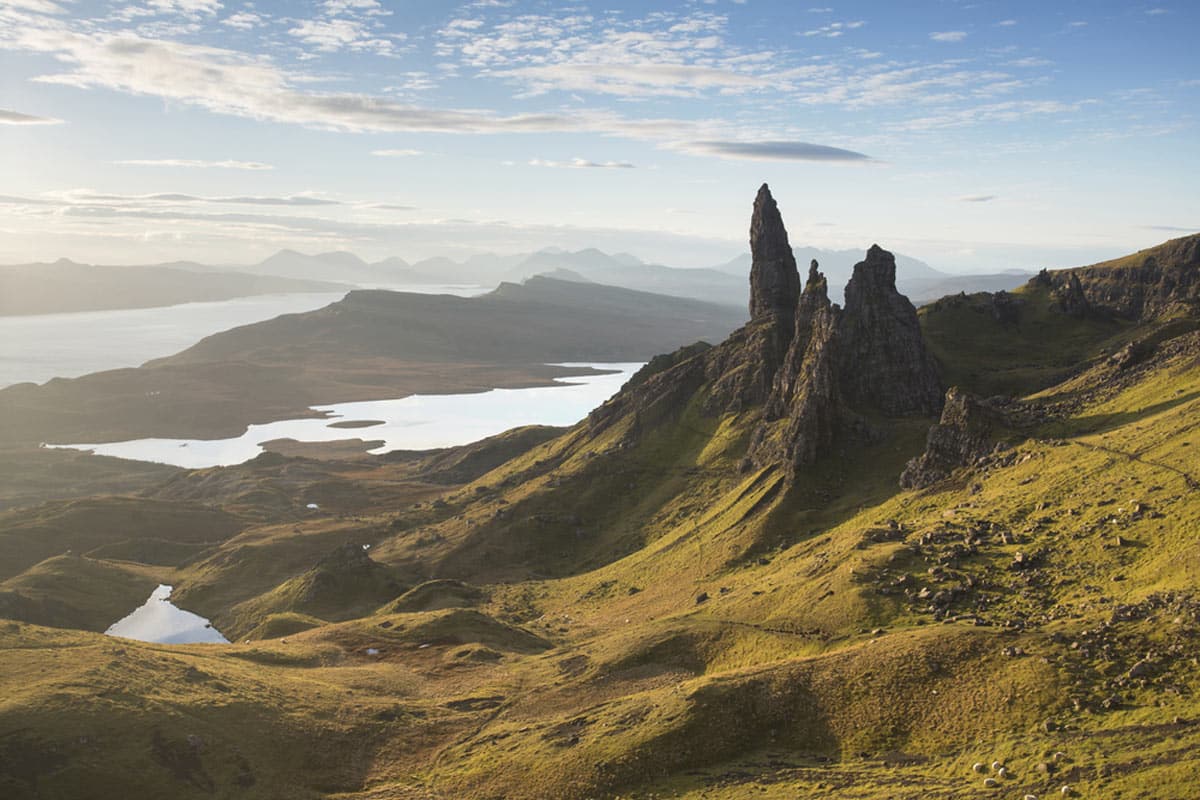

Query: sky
[[0, 0, 1197, 272]]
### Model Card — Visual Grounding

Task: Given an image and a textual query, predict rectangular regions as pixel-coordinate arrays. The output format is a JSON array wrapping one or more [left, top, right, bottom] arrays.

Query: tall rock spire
[[748, 259, 842, 472], [836, 245, 943, 416], [748, 184, 801, 322]]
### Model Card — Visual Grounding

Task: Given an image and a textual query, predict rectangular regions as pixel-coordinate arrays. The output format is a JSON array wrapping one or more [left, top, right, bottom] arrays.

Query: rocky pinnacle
[[837, 244, 943, 416], [748, 183, 801, 322]]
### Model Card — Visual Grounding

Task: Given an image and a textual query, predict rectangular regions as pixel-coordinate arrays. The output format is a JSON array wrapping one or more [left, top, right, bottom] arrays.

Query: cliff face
[[836, 245, 944, 417], [748, 183, 802, 324], [704, 183, 803, 414], [747, 262, 841, 469], [1039, 233, 1200, 321]]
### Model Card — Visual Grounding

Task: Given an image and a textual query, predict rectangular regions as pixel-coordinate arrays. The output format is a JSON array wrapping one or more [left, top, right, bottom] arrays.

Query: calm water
[[0, 285, 487, 388], [106, 584, 228, 644], [54, 362, 642, 468]]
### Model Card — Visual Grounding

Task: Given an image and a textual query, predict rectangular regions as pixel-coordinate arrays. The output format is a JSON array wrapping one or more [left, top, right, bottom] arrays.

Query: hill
[[0, 259, 348, 316], [0, 189, 1196, 800], [0, 277, 745, 444]]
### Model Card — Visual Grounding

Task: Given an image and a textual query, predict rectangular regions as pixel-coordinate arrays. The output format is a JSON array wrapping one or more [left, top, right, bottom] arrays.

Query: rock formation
[[748, 184, 802, 324], [594, 187, 944, 477], [836, 245, 944, 416], [703, 184, 801, 412], [1052, 272, 1092, 318], [747, 261, 842, 470], [1034, 233, 1199, 321], [900, 387, 1004, 489]]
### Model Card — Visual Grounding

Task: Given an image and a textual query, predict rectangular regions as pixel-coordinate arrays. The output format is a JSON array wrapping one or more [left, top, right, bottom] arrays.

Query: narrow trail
[[1068, 439, 1199, 490]]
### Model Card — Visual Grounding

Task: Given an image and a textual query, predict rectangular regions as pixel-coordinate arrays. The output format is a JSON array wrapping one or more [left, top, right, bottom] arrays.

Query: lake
[[0, 285, 487, 388], [106, 584, 229, 644], [54, 362, 643, 468]]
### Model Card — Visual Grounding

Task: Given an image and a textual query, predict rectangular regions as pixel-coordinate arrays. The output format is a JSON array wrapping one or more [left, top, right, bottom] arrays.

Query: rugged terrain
[[0, 190, 1198, 799]]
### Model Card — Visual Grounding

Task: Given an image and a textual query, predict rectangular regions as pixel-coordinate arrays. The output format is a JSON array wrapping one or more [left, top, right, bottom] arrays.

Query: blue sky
[[0, 0, 1196, 271]]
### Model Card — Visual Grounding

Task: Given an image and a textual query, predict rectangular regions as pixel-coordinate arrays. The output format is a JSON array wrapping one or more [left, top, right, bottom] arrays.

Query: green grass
[[1, 328, 1198, 797], [919, 282, 1129, 396]]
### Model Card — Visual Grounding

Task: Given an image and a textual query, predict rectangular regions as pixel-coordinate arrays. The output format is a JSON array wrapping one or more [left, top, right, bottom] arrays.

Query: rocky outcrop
[[1034, 233, 1200, 321], [747, 262, 842, 470], [837, 245, 944, 416], [748, 184, 802, 324], [900, 388, 1005, 489], [701, 184, 802, 413], [701, 319, 793, 414], [990, 290, 1022, 324], [592, 190, 944, 477], [1052, 272, 1092, 318]]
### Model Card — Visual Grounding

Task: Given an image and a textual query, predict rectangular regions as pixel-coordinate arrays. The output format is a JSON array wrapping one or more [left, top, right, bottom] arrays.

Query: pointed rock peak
[[749, 184, 800, 320], [838, 243, 942, 417], [804, 259, 828, 296], [850, 244, 898, 289]]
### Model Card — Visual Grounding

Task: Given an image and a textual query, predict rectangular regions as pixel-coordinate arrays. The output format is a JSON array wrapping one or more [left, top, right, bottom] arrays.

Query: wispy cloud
[[678, 140, 873, 162], [1007, 57, 1053, 68], [959, 194, 997, 203], [528, 158, 635, 169], [896, 100, 1084, 131], [802, 20, 865, 38], [930, 31, 968, 42], [440, 11, 780, 99], [287, 0, 401, 56], [371, 149, 423, 157], [221, 12, 264, 30], [0, 108, 63, 125], [48, 190, 339, 206], [1142, 224, 1196, 233], [114, 158, 275, 170]]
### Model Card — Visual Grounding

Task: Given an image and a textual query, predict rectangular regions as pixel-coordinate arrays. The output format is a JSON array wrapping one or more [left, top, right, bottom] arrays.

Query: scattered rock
[[1128, 658, 1156, 679]]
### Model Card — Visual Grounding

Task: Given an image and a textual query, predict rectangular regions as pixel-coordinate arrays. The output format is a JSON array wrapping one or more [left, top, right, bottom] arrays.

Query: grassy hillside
[[0, 324, 1196, 798], [161, 276, 743, 366], [0, 277, 742, 445], [1, 236, 1198, 798]]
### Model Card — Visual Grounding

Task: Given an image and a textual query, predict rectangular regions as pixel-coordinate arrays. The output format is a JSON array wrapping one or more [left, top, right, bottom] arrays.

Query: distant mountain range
[[244, 246, 1034, 307], [2, 246, 1036, 317]]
